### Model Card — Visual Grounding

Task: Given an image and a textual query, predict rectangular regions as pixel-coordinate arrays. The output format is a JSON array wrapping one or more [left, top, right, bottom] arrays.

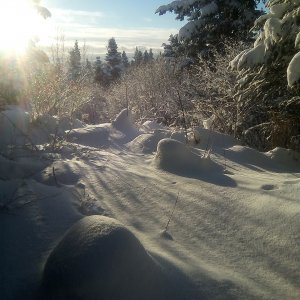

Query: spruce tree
[[68, 40, 81, 80], [149, 48, 154, 61], [230, 0, 300, 151], [156, 0, 263, 58], [143, 50, 150, 64], [133, 47, 143, 66], [105, 38, 122, 81], [94, 56, 103, 84], [121, 51, 129, 69]]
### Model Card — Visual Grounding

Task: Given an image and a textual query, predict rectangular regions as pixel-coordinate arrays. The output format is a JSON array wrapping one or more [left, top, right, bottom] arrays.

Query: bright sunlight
[[0, 0, 47, 54]]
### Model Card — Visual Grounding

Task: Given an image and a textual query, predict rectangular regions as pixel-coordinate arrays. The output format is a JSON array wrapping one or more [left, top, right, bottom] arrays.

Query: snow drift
[[40, 215, 164, 300]]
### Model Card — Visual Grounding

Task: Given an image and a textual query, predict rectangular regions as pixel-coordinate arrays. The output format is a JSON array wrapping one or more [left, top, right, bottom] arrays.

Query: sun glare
[[0, 0, 47, 54]]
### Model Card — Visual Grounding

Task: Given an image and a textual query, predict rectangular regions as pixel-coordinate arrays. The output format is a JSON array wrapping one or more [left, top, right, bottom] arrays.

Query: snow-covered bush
[[156, 0, 262, 58], [231, 0, 300, 151]]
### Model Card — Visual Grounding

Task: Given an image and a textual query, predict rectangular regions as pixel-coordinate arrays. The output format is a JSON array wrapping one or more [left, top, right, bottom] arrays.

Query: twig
[[52, 166, 59, 187], [164, 192, 179, 232], [176, 91, 188, 144]]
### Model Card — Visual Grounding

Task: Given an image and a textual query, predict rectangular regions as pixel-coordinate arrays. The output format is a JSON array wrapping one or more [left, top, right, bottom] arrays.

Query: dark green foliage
[[122, 51, 130, 68], [133, 47, 143, 66], [157, 0, 264, 59], [68, 40, 81, 80], [105, 38, 122, 81]]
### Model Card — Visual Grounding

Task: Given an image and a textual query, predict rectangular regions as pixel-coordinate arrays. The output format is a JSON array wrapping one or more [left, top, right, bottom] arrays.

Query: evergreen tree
[[133, 47, 143, 65], [83, 58, 93, 81], [121, 51, 129, 68], [231, 0, 300, 151], [94, 56, 103, 84], [143, 50, 150, 64], [156, 0, 263, 58], [149, 48, 154, 61], [105, 38, 122, 81], [68, 40, 81, 80]]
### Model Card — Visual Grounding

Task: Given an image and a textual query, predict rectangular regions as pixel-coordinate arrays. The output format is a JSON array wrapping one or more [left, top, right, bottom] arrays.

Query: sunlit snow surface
[[1, 114, 300, 300]]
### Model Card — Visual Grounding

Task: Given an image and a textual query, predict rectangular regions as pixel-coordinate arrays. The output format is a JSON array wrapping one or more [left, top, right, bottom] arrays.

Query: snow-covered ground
[[1, 109, 299, 300]]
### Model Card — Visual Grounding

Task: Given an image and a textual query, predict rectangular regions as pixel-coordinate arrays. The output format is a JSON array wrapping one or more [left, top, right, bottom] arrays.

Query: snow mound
[[66, 124, 110, 148], [112, 109, 139, 137], [127, 129, 171, 153], [266, 147, 300, 168], [153, 138, 222, 175], [29, 115, 86, 145], [142, 120, 165, 131], [34, 160, 82, 186], [170, 131, 187, 144], [226, 145, 273, 167], [195, 127, 238, 150], [0, 155, 47, 180], [40, 215, 164, 300], [0, 105, 30, 148]]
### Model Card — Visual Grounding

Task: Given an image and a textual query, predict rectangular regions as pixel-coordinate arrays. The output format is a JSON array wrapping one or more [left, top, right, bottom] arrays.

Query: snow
[[1, 110, 300, 300], [0, 106, 30, 149], [237, 43, 267, 70], [264, 17, 282, 44], [200, 1, 218, 18], [40, 215, 164, 300], [287, 51, 300, 87]]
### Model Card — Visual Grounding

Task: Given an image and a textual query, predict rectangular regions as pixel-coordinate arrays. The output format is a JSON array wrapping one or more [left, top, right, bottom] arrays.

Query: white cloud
[[39, 8, 180, 57]]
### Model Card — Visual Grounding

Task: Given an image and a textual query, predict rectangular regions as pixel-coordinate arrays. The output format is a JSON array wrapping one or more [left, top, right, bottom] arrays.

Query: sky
[[41, 0, 182, 57]]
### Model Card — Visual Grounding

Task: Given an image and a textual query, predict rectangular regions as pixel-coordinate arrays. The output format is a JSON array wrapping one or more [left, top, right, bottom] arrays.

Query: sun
[[0, 0, 47, 54]]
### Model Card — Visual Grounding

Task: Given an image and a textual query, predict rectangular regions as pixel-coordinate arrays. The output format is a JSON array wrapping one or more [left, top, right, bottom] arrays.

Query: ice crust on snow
[[41, 215, 164, 300]]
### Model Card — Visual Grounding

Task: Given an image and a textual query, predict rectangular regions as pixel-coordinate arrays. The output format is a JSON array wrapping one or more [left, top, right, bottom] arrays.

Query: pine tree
[[68, 40, 81, 80], [105, 38, 122, 81], [156, 0, 263, 58], [121, 51, 129, 69]]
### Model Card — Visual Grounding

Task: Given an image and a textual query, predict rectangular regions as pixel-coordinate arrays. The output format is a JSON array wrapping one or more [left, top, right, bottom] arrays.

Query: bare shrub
[[186, 41, 248, 134], [24, 64, 95, 120], [104, 59, 191, 125]]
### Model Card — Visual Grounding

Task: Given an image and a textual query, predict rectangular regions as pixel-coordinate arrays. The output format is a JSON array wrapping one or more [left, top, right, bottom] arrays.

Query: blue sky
[[41, 0, 266, 57], [41, 0, 181, 56]]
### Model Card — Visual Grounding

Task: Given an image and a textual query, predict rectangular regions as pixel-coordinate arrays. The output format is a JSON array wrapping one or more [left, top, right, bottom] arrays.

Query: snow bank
[[112, 109, 139, 136], [170, 131, 187, 144], [0, 106, 30, 148], [142, 120, 165, 131], [40, 215, 164, 300], [127, 129, 171, 153], [153, 138, 222, 175], [266, 147, 300, 168], [30, 115, 85, 144], [34, 160, 82, 186], [0, 155, 47, 180], [66, 124, 110, 148]]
